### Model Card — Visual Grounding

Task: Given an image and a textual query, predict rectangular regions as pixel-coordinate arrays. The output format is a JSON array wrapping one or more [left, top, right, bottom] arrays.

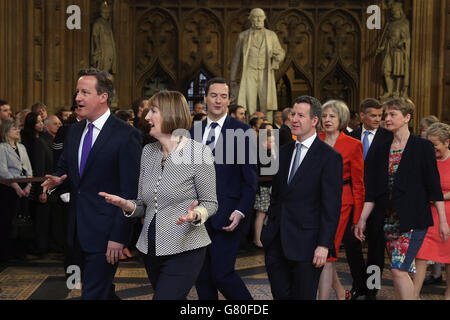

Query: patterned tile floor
[[0, 244, 447, 300]]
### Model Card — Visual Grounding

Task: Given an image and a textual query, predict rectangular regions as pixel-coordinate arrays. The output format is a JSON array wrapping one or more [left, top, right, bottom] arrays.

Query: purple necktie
[[79, 122, 94, 176]]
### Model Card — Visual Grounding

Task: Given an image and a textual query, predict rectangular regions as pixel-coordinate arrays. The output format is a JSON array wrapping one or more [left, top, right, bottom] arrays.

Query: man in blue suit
[[191, 77, 258, 300], [261, 95, 343, 300], [42, 68, 142, 299]]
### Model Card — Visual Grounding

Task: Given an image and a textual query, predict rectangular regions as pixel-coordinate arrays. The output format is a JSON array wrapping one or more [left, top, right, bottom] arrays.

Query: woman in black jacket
[[354, 98, 449, 300], [21, 111, 53, 256]]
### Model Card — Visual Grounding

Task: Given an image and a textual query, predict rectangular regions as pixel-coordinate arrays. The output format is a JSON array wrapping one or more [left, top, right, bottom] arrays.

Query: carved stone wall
[[0, 0, 448, 131], [128, 1, 370, 111]]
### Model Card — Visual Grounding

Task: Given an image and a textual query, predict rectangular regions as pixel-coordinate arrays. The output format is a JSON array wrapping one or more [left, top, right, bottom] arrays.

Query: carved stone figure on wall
[[376, 1, 410, 100], [91, 1, 117, 75], [230, 8, 285, 122]]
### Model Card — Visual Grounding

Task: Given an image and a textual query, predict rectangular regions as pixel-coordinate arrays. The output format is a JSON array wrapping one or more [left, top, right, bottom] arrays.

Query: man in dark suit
[[42, 68, 142, 299], [191, 77, 258, 300], [342, 98, 393, 300], [279, 107, 294, 146], [261, 95, 343, 300], [272, 110, 283, 129]]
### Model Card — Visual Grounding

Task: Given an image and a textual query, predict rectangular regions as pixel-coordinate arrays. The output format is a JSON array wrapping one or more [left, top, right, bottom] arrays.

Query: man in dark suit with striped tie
[[342, 98, 393, 300], [191, 77, 258, 300]]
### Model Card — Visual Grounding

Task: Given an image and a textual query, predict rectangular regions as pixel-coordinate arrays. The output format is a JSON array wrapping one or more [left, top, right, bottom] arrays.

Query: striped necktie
[[206, 122, 219, 152], [288, 143, 302, 184]]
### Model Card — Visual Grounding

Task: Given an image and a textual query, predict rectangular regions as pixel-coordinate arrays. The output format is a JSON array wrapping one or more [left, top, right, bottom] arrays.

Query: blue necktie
[[362, 131, 370, 160], [288, 143, 302, 184], [80, 122, 94, 176], [206, 122, 219, 152]]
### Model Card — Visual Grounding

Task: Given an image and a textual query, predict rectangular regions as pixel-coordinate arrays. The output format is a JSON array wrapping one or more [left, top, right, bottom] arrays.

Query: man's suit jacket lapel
[[217, 114, 231, 150], [69, 120, 86, 187], [192, 120, 207, 143], [287, 137, 321, 192], [279, 142, 295, 192], [352, 127, 362, 140], [370, 128, 383, 154], [80, 115, 115, 181], [210, 115, 232, 164], [353, 126, 381, 161]]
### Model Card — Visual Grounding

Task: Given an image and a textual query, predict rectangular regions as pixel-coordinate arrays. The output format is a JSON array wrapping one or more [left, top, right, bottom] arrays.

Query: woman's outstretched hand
[[98, 192, 135, 212], [176, 200, 199, 225]]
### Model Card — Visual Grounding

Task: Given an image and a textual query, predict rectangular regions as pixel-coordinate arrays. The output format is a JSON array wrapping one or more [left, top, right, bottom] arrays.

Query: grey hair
[[0, 118, 20, 143], [322, 100, 350, 131], [426, 122, 450, 143]]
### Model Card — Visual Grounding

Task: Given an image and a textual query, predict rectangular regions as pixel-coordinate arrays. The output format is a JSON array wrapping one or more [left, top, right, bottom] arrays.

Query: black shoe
[[347, 288, 366, 300], [423, 275, 443, 285], [109, 284, 121, 300], [364, 293, 377, 300]]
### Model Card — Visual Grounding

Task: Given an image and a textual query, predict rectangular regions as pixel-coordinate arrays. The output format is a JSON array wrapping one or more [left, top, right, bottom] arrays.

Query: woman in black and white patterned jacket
[[99, 90, 218, 300]]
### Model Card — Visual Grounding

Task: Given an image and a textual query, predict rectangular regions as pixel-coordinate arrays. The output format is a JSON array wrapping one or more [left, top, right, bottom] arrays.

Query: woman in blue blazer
[[355, 98, 449, 300]]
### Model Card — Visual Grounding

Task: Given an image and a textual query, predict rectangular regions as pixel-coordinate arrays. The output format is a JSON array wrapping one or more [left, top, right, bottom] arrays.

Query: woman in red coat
[[317, 100, 365, 300]]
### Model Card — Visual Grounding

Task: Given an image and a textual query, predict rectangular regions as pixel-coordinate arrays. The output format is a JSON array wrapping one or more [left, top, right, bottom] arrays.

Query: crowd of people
[[0, 68, 449, 300]]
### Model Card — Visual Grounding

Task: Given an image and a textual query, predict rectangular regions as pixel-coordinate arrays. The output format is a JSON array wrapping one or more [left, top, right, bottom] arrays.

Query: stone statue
[[230, 8, 285, 122], [376, 1, 410, 100], [91, 1, 117, 75]]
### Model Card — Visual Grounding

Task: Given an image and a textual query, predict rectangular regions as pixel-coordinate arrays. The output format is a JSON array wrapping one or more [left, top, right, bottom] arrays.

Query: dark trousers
[[49, 200, 68, 253], [73, 234, 119, 300], [342, 212, 386, 296], [141, 247, 206, 300], [342, 213, 366, 294], [29, 200, 51, 254], [196, 223, 253, 300], [0, 184, 19, 261], [142, 215, 207, 300], [264, 235, 323, 300]]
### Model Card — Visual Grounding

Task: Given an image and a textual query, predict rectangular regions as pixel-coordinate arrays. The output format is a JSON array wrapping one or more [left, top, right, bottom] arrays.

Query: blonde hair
[[321, 100, 350, 131], [426, 122, 450, 143], [419, 115, 439, 131], [147, 90, 191, 134], [0, 118, 20, 143], [383, 98, 415, 121]]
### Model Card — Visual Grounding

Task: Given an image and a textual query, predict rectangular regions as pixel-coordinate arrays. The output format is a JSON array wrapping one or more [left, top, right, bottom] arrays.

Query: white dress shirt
[[287, 132, 317, 183], [78, 109, 111, 171], [202, 113, 246, 218], [202, 113, 227, 148], [361, 126, 377, 149]]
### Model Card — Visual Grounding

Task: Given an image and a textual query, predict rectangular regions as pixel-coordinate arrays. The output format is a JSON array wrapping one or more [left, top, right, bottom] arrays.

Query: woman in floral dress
[[354, 98, 449, 300]]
